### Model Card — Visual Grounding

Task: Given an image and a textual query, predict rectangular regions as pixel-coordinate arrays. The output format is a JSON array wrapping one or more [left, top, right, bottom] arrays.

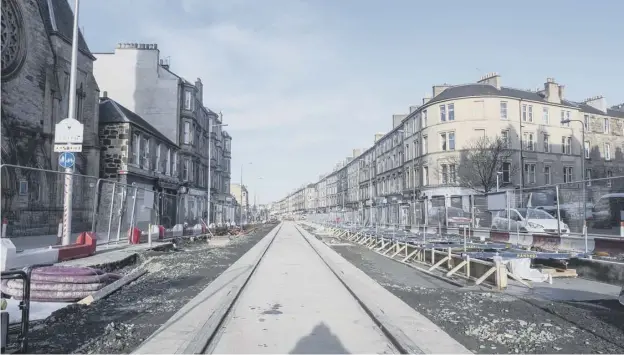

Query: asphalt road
[[18, 224, 277, 354], [330, 242, 624, 354]]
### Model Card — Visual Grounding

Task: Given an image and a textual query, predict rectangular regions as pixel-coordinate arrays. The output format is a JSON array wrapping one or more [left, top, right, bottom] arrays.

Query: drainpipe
[[518, 99, 525, 206]]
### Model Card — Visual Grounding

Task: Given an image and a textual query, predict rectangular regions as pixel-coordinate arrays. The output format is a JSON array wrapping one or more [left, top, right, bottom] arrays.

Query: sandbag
[[5, 279, 108, 292]]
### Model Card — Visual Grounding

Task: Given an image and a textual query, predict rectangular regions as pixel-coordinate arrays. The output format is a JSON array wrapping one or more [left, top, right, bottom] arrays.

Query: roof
[[36, 0, 93, 59], [426, 83, 624, 118], [99, 97, 178, 147]]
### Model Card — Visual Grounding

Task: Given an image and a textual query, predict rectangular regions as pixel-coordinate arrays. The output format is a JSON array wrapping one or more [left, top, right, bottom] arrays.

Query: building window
[[543, 134, 550, 152], [184, 90, 192, 110], [183, 159, 190, 181], [605, 142, 611, 160], [500, 101, 508, 120], [131, 133, 140, 165], [543, 107, 549, 124], [441, 164, 456, 184], [524, 163, 536, 184], [156, 144, 162, 172], [422, 136, 428, 154], [421, 110, 428, 128], [563, 166, 573, 183], [502, 162, 511, 183], [544, 166, 551, 185], [142, 137, 150, 169], [172, 152, 177, 177], [440, 105, 446, 122], [584, 141, 590, 158], [422, 166, 429, 186], [584, 114, 590, 131], [166, 148, 171, 175], [523, 132, 534, 151], [521, 104, 526, 121], [604, 118, 610, 133], [501, 130, 509, 147], [448, 103, 455, 121], [528, 105, 533, 122], [560, 111, 571, 127], [440, 132, 455, 151], [183, 122, 190, 144], [607, 170, 613, 187], [562, 136, 571, 155]]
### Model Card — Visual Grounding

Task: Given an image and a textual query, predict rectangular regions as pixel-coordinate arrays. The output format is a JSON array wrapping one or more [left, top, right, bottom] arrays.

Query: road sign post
[[56, 0, 83, 246]]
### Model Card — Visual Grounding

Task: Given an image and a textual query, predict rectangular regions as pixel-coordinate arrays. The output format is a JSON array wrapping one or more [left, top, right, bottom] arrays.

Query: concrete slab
[[59, 242, 172, 268], [208, 237, 230, 247], [296, 223, 472, 354], [207, 222, 398, 354]]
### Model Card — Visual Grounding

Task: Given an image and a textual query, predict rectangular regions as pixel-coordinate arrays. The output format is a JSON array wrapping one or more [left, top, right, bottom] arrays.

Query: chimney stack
[[432, 84, 451, 97], [477, 72, 501, 89], [409, 105, 420, 113], [102, 91, 108, 98], [374, 133, 385, 143], [392, 114, 407, 129], [584, 95, 608, 113]]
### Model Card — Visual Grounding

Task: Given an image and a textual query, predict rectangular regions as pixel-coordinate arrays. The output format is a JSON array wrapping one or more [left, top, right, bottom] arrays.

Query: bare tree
[[440, 135, 518, 193]]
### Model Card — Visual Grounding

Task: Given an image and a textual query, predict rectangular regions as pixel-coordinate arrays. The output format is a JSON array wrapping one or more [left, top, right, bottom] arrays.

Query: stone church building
[[1, 0, 100, 236]]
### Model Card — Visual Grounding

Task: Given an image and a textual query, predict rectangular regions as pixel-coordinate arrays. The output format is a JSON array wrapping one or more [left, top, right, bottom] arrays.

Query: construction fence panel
[[429, 195, 447, 228], [569, 176, 624, 237], [1, 164, 98, 246]]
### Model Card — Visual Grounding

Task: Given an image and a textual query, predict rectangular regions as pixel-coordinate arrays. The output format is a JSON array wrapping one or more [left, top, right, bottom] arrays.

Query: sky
[[76, 0, 624, 204]]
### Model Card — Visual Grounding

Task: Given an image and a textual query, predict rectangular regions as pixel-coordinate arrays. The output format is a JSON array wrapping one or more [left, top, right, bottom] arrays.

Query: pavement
[[8, 224, 278, 354], [327, 235, 624, 354]]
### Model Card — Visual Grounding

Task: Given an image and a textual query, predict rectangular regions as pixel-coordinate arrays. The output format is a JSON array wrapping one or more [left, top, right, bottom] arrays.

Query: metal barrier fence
[[1, 164, 218, 247], [0, 164, 98, 241], [298, 175, 624, 240]]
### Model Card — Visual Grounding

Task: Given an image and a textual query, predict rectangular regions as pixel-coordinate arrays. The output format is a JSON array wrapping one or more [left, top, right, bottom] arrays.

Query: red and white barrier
[[1, 231, 98, 271]]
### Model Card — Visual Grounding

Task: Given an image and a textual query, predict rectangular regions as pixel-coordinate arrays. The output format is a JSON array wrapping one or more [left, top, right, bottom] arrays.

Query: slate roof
[[99, 97, 178, 147], [36, 0, 93, 58], [425, 83, 624, 119]]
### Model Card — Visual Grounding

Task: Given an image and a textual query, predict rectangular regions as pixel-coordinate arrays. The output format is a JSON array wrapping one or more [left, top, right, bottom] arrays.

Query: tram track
[[134, 221, 470, 354], [291, 223, 410, 354]]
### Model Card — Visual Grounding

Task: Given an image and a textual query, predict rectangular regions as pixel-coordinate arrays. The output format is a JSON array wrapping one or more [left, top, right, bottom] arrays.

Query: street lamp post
[[561, 118, 587, 251], [240, 162, 252, 226], [61, 0, 81, 246], [207, 120, 228, 228]]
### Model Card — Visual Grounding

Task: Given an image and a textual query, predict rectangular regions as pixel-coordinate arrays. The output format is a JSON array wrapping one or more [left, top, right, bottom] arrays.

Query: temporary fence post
[[148, 223, 152, 247], [90, 179, 102, 233], [555, 184, 562, 236], [129, 185, 138, 241], [106, 182, 116, 243], [115, 187, 124, 242]]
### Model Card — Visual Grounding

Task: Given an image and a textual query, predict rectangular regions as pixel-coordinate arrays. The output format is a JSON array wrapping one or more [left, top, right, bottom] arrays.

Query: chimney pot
[[102, 91, 107, 98]]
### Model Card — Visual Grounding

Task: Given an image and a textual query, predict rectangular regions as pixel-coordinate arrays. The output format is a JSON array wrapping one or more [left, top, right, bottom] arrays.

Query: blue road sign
[[58, 152, 75, 169]]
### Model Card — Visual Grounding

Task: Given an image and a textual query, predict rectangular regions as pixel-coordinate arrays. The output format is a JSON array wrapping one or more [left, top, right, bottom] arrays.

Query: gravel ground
[[331, 242, 624, 354], [14, 224, 277, 354]]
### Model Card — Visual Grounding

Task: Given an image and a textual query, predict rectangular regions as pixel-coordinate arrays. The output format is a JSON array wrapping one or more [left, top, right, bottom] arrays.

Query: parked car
[[427, 206, 471, 228], [588, 193, 624, 229], [491, 208, 569, 235]]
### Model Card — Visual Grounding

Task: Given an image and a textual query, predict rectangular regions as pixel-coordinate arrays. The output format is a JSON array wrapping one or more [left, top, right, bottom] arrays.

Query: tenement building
[[92, 43, 232, 225], [1, 0, 100, 236], [274, 73, 624, 228]]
